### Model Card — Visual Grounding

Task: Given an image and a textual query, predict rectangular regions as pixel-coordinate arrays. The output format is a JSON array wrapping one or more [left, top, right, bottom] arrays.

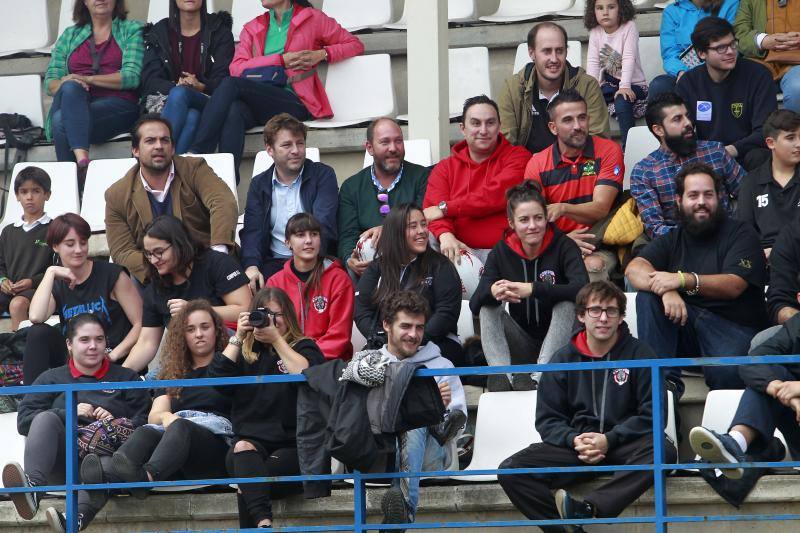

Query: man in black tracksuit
[[767, 220, 800, 326], [498, 281, 677, 532]]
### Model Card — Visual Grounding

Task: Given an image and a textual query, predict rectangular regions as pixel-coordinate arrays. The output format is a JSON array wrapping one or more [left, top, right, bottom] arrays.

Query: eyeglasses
[[585, 306, 621, 318], [378, 192, 390, 216], [708, 39, 738, 55], [143, 244, 172, 260]]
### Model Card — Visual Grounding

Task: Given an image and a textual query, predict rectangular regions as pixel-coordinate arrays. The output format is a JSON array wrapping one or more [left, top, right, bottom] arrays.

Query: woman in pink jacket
[[188, 0, 364, 180]]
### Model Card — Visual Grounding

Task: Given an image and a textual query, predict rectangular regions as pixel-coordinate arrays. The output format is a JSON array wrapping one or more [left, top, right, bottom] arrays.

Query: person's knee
[[164, 417, 192, 438], [30, 409, 62, 431], [234, 440, 257, 453], [584, 254, 607, 273], [168, 84, 192, 103], [58, 80, 85, 98], [8, 296, 29, 316]]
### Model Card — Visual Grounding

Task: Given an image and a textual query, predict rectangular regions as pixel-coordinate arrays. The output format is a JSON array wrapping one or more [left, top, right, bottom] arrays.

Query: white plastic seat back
[[623, 126, 660, 190], [700, 390, 790, 461], [384, 0, 476, 29], [625, 292, 638, 338], [351, 321, 367, 353], [80, 158, 137, 233], [252, 148, 320, 178], [632, 0, 660, 8], [456, 300, 475, 341], [232, 0, 265, 41], [185, 153, 238, 208], [0, 0, 50, 56], [0, 413, 26, 473], [305, 55, 396, 128], [148, 0, 217, 23], [322, 0, 392, 32], [513, 41, 582, 73], [0, 76, 45, 133], [362, 139, 432, 168], [37, 0, 77, 53], [640, 36, 666, 83], [459, 390, 540, 481], [2, 163, 79, 231], [558, 0, 586, 17], [480, 0, 574, 23], [655, 1, 675, 7], [449, 47, 491, 117]]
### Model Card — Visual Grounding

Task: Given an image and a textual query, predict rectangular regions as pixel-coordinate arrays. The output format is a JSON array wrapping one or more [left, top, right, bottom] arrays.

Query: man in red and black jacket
[[525, 90, 624, 282]]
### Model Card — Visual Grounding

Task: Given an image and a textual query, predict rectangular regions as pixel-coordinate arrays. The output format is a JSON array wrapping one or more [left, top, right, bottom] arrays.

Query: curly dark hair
[[381, 290, 431, 326], [584, 0, 636, 30], [158, 300, 227, 398]]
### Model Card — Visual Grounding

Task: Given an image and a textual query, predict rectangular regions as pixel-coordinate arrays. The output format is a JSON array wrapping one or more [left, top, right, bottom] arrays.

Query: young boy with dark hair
[[0, 167, 54, 330]]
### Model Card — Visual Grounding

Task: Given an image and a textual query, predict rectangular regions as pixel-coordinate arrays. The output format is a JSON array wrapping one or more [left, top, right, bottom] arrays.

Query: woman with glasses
[[208, 286, 324, 529], [354, 204, 464, 364], [24, 214, 142, 385], [266, 213, 353, 360], [124, 215, 251, 373], [470, 181, 589, 391]]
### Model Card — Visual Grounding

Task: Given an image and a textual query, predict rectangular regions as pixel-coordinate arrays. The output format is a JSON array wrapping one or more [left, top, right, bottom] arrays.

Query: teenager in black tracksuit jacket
[[141, 9, 234, 153], [498, 322, 676, 531]]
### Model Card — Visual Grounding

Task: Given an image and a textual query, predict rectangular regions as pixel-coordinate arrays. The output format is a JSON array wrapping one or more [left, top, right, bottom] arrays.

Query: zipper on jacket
[[522, 260, 530, 324], [590, 355, 610, 434], [297, 281, 306, 332], [534, 257, 540, 326]]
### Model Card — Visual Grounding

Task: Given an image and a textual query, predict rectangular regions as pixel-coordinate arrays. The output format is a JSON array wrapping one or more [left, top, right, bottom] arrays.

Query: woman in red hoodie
[[267, 213, 353, 360]]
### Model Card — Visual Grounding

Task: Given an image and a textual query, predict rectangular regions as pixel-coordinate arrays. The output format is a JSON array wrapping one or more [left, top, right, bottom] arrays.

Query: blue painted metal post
[[353, 469, 366, 532], [64, 390, 78, 533], [651, 365, 667, 533]]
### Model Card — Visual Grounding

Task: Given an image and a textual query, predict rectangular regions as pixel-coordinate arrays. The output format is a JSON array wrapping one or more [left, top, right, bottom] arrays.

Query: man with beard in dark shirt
[[626, 162, 768, 392]]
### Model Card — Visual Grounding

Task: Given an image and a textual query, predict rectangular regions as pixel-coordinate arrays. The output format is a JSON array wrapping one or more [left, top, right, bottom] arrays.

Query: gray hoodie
[[380, 342, 467, 419]]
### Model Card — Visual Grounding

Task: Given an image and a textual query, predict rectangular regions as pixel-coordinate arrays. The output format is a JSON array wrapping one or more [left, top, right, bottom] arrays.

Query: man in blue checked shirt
[[630, 93, 745, 240]]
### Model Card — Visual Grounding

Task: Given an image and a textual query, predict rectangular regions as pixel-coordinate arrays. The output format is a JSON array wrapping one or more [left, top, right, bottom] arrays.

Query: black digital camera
[[248, 308, 272, 328]]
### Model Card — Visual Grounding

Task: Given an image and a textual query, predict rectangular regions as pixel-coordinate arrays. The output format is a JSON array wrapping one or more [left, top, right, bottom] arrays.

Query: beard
[[561, 131, 587, 150], [664, 129, 697, 158], [679, 204, 725, 239]]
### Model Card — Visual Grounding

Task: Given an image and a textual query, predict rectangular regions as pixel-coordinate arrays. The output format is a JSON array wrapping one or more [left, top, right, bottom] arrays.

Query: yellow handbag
[[602, 197, 644, 246]]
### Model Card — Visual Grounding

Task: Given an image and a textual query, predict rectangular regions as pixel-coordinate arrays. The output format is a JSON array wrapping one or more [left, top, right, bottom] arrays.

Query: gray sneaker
[[689, 426, 746, 479]]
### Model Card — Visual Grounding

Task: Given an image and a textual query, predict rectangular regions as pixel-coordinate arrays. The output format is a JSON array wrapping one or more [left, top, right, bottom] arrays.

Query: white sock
[[728, 430, 748, 453]]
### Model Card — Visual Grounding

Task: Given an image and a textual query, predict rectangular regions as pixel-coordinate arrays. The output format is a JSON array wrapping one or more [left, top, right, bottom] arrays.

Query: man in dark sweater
[[766, 221, 800, 326], [0, 166, 54, 330], [498, 281, 676, 532], [676, 16, 777, 170], [337, 118, 430, 279]]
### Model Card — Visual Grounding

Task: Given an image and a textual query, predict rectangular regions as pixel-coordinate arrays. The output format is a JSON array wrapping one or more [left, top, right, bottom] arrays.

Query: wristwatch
[[438, 200, 448, 215], [228, 336, 244, 347]]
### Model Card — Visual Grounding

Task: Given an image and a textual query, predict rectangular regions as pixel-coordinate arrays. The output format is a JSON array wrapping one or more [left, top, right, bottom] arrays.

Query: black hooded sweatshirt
[[469, 225, 588, 341], [536, 324, 664, 450]]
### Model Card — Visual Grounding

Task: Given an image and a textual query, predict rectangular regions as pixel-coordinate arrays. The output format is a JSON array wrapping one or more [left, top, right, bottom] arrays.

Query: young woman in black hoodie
[[354, 203, 464, 364], [141, 0, 234, 153], [208, 286, 324, 529], [470, 181, 589, 391]]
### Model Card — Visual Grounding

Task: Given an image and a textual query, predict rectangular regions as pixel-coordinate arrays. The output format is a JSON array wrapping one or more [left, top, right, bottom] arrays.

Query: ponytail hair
[[506, 180, 548, 220]]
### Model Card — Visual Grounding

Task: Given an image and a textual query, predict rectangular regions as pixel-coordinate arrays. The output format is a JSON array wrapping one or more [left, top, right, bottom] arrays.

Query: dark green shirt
[[0, 221, 53, 288]]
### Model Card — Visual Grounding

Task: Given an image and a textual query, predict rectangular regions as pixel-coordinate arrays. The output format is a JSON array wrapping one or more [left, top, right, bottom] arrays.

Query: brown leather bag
[[762, 0, 800, 78]]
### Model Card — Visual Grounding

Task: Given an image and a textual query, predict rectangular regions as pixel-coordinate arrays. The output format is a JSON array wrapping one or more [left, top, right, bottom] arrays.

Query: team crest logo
[[539, 270, 557, 285], [312, 295, 328, 313], [613, 369, 630, 386], [581, 160, 597, 177], [422, 276, 433, 287], [739, 258, 752, 269], [277, 359, 288, 374], [731, 103, 743, 118]]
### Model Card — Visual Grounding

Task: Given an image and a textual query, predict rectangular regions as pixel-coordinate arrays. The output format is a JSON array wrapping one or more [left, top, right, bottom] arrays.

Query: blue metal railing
[[3, 354, 800, 532]]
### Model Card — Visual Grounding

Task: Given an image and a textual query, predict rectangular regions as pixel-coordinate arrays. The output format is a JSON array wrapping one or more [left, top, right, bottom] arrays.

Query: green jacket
[[734, 0, 767, 59], [498, 62, 610, 147], [337, 161, 430, 263], [43, 18, 144, 140]]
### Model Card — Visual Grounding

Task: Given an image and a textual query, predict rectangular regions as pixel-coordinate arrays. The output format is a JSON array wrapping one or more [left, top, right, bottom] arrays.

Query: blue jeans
[[732, 388, 800, 458], [50, 80, 140, 162], [636, 291, 756, 392], [396, 427, 448, 519], [781, 66, 800, 113], [161, 85, 209, 154], [647, 74, 677, 102]]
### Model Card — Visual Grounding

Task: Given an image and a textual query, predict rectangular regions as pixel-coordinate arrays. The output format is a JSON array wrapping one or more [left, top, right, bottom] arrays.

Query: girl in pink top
[[585, 0, 648, 148]]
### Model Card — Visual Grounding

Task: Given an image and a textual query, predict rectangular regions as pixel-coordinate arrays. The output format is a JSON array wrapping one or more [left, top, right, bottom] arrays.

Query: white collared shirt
[[140, 163, 176, 203], [14, 213, 52, 233]]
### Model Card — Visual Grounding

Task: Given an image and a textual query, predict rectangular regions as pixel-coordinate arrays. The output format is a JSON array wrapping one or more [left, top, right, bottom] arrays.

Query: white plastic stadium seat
[[513, 41, 582, 74], [0, 76, 45, 148], [558, 0, 586, 17], [322, 0, 392, 32], [0, 0, 51, 57], [251, 147, 321, 178], [639, 36, 666, 84], [80, 158, 137, 233], [362, 139, 432, 168], [698, 390, 790, 461], [185, 153, 239, 208], [459, 390, 540, 481], [480, 0, 574, 23], [0, 413, 25, 472], [37, 0, 74, 53], [384, 0, 476, 29], [632, 0, 660, 8], [305, 55, 396, 128], [655, 1, 675, 8], [624, 292, 638, 338], [148, 0, 217, 23], [456, 300, 475, 340], [623, 126, 660, 190], [232, 0, 265, 41], [351, 321, 367, 352], [2, 163, 79, 231]]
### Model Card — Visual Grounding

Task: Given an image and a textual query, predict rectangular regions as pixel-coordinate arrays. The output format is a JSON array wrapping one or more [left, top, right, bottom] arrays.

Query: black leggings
[[115, 418, 230, 481], [226, 439, 302, 527], [23, 324, 68, 386]]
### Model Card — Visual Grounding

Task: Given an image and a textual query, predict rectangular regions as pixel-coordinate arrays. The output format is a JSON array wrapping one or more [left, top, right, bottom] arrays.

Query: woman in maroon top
[[141, 0, 234, 154]]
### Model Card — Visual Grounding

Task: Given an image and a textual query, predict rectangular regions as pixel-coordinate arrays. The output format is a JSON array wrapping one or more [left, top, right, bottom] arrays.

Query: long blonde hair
[[242, 287, 308, 363]]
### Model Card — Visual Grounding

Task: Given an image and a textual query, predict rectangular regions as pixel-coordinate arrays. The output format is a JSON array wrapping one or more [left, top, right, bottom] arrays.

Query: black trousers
[[115, 418, 230, 481], [23, 323, 68, 386], [732, 387, 800, 459], [498, 434, 677, 532], [226, 438, 302, 527]]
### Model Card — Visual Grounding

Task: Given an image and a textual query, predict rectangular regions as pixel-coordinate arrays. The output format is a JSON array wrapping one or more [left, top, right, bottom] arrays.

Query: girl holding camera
[[267, 213, 353, 360], [209, 286, 324, 529]]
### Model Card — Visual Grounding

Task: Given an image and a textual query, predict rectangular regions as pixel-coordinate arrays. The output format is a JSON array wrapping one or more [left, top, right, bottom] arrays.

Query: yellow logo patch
[[731, 103, 743, 118]]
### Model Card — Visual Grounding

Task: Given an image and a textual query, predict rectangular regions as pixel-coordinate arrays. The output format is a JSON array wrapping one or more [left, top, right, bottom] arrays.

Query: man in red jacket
[[423, 95, 531, 264]]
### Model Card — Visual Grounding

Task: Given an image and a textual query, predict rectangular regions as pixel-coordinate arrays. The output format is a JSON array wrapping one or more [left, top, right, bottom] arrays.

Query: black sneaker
[[554, 489, 594, 530], [429, 410, 467, 447], [511, 373, 537, 391], [380, 486, 409, 533], [689, 427, 746, 479], [44, 507, 84, 532], [79, 453, 106, 510], [2, 461, 39, 520], [110, 450, 149, 499]]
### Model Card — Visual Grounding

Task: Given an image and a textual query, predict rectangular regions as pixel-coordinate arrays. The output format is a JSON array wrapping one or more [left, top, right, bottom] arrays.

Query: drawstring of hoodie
[[522, 260, 530, 324], [590, 354, 610, 434]]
